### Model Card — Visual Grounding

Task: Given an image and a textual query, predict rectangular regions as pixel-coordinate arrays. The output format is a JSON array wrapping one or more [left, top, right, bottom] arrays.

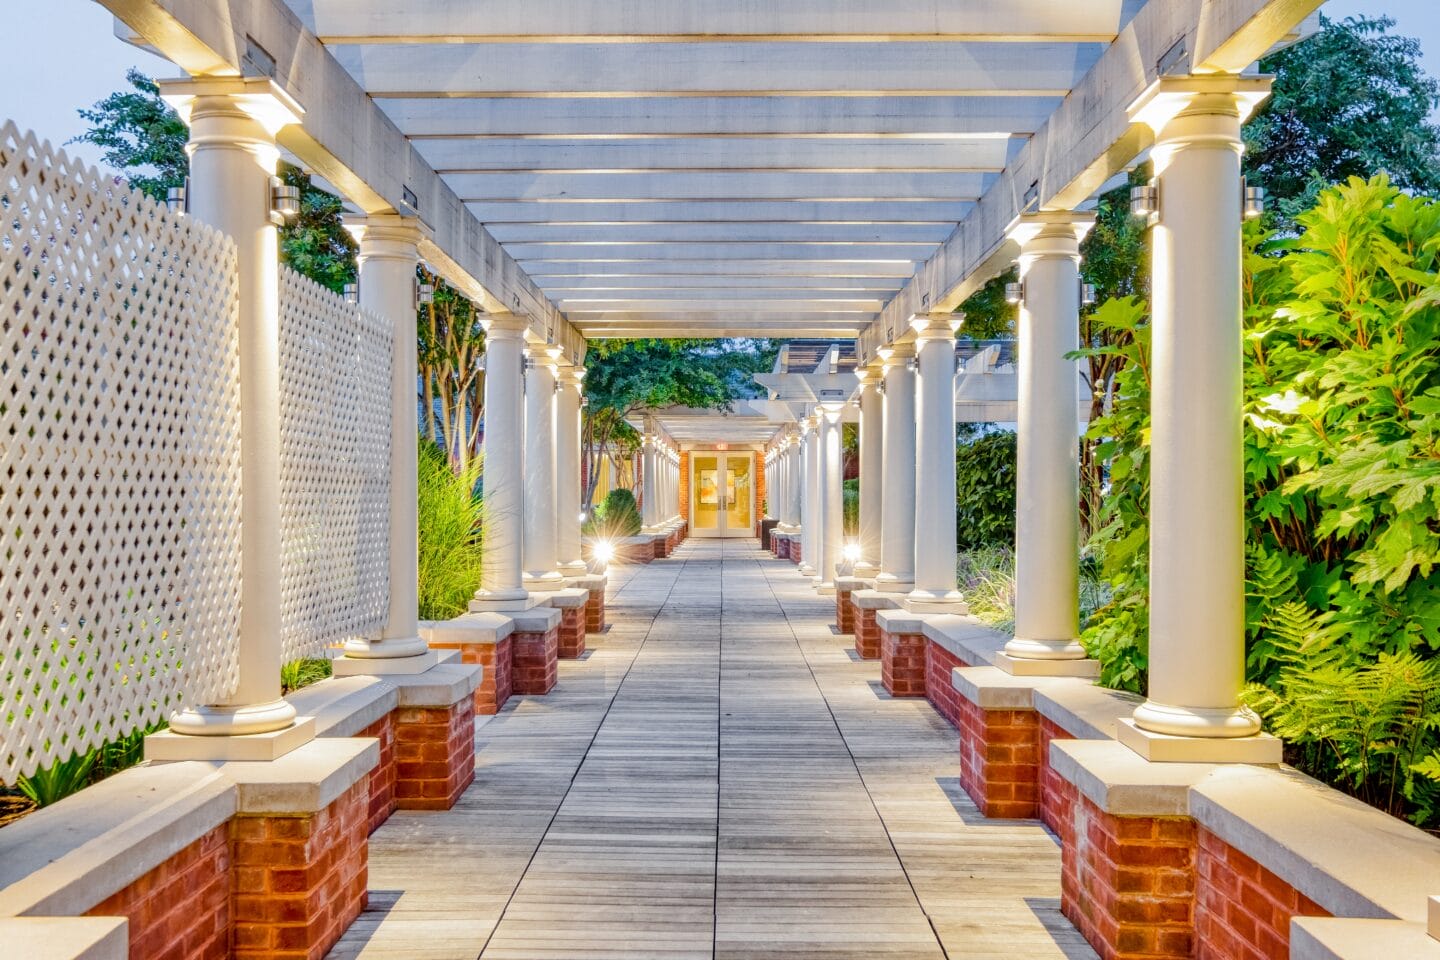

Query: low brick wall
[[395, 699, 476, 811], [853, 603, 881, 659], [835, 585, 856, 634], [790, 539, 802, 565], [1039, 717, 1075, 837], [429, 637, 512, 715], [558, 606, 586, 658], [958, 699, 1040, 819], [358, 714, 397, 834], [1195, 827, 1329, 959], [84, 823, 229, 960], [585, 590, 606, 634], [880, 627, 926, 697], [512, 627, 559, 695], [231, 780, 369, 960], [924, 641, 967, 728], [775, 536, 790, 560]]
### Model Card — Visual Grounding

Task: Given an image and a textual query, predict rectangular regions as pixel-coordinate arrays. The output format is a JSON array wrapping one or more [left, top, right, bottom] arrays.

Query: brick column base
[[1195, 828, 1329, 959], [585, 590, 606, 633], [791, 541, 803, 565], [853, 604, 881, 659], [231, 780, 368, 960], [776, 536, 790, 560], [835, 587, 855, 634], [85, 824, 230, 960], [395, 699, 476, 811], [958, 700, 1040, 819], [513, 628, 559, 695], [558, 606, 586, 658], [428, 637, 512, 715], [880, 628, 926, 697], [924, 641, 968, 728], [357, 714, 397, 834]]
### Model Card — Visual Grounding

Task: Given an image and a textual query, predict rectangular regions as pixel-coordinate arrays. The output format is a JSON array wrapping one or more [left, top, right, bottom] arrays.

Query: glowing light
[[592, 540, 615, 565], [843, 542, 863, 563]]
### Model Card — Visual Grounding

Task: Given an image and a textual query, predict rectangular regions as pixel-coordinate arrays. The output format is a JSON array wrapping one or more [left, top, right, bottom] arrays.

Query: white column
[[786, 434, 803, 529], [875, 348, 916, 593], [473, 314, 530, 608], [523, 349, 565, 589], [816, 404, 845, 589], [907, 315, 966, 612], [556, 366, 587, 575], [855, 366, 884, 576], [798, 417, 819, 576], [162, 78, 302, 738], [1125, 79, 1274, 753], [336, 215, 434, 672], [1002, 215, 1093, 670], [641, 430, 661, 530]]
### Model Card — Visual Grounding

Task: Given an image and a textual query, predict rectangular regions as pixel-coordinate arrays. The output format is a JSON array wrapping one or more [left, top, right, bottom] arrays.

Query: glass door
[[690, 452, 755, 538]]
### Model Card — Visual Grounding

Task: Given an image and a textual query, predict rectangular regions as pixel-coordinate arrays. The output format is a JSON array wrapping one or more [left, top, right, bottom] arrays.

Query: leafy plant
[[280, 658, 333, 695], [955, 429, 1018, 549], [586, 487, 642, 539], [842, 478, 859, 537], [16, 749, 99, 808], [418, 439, 484, 620]]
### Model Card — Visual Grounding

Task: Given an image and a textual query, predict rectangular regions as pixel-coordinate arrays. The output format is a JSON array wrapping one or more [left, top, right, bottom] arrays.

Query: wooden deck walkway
[[329, 539, 1094, 960]]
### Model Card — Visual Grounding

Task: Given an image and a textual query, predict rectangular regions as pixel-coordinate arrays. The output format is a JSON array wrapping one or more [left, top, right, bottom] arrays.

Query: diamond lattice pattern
[[0, 121, 243, 782], [278, 266, 391, 663]]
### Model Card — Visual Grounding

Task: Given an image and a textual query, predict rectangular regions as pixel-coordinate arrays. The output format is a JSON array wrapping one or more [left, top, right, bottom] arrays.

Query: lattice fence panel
[[0, 121, 243, 782], [278, 266, 391, 662]]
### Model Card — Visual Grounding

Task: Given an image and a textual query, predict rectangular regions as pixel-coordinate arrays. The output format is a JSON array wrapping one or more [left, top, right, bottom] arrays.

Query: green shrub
[[281, 658, 333, 694], [842, 478, 859, 537], [418, 439, 484, 621], [955, 429, 1018, 550], [587, 487, 642, 538]]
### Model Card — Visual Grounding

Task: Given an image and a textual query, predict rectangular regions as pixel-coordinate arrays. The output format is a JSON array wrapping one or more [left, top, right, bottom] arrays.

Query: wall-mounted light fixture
[[1129, 181, 1159, 219], [1004, 281, 1025, 306], [1242, 179, 1266, 220], [1081, 282, 1097, 306], [269, 177, 301, 225], [343, 282, 358, 304], [166, 181, 188, 216], [416, 281, 435, 306]]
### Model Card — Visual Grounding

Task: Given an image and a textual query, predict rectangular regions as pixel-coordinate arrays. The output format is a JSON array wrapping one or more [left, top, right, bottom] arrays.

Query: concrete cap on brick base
[[851, 588, 899, 611], [421, 612, 514, 645], [389, 662, 482, 709], [1032, 680, 1142, 741], [1049, 738, 1213, 817], [566, 574, 607, 592], [540, 587, 589, 609], [288, 675, 398, 739], [921, 614, 1008, 666], [835, 576, 872, 593], [875, 608, 927, 635], [1292, 917, 1440, 960], [223, 737, 379, 815], [0, 767, 235, 918], [0, 917, 127, 960], [952, 665, 1067, 710], [511, 607, 563, 632]]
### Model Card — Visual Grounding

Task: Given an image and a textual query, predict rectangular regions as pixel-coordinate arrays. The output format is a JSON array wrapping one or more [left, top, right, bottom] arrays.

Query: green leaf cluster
[[585, 488, 643, 539], [417, 440, 485, 621], [954, 429, 1018, 550]]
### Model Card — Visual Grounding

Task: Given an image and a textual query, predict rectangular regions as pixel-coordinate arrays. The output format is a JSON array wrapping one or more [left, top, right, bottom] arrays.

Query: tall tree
[[1246, 14, 1440, 221], [416, 267, 486, 471]]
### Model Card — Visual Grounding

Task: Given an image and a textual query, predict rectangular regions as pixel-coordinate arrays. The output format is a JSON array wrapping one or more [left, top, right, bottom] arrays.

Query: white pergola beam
[[520, 260, 918, 278], [414, 137, 1020, 172], [558, 299, 883, 313], [102, 0, 583, 359], [448, 172, 990, 202], [381, 96, 1061, 138], [859, 0, 1325, 359], [491, 222, 958, 243], [532, 276, 908, 292], [465, 200, 977, 223], [332, 42, 1102, 97], [552, 289, 891, 303], [299, 0, 1129, 42], [510, 243, 932, 262]]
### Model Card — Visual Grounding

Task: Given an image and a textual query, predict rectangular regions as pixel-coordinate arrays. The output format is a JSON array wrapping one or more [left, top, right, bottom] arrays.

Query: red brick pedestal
[[231, 780, 369, 960], [586, 589, 606, 633], [357, 714, 396, 834], [834, 577, 864, 634], [394, 698, 476, 811], [878, 612, 927, 697], [790, 539, 802, 565], [924, 640, 969, 728], [428, 635, 512, 715], [775, 535, 790, 560], [511, 607, 561, 695], [546, 588, 590, 658], [851, 591, 897, 660], [958, 700, 1041, 819], [1194, 828, 1329, 959]]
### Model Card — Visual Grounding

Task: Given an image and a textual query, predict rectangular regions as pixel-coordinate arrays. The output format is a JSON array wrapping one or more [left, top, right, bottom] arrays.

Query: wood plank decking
[[328, 540, 1094, 960]]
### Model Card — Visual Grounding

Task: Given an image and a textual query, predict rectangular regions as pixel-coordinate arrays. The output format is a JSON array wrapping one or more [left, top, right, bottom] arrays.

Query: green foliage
[[276, 165, 357, 294], [954, 429, 1018, 550], [956, 269, 1018, 339], [418, 439, 485, 621], [586, 487, 643, 539], [417, 267, 486, 469], [957, 546, 1110, 640], [280, 658, 333, 695], [1247, 16, 1440, 224], [842, 478, 859, 537], [15, 719, 167, 809]]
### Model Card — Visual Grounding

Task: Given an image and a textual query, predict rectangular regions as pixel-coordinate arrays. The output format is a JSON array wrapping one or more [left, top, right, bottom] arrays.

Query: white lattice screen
[[278, 266, 392, 662], [0, 121, 243, 782]]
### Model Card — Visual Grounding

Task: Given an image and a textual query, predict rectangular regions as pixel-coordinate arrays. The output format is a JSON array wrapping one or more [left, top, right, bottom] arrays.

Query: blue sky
[[0, 0, 1435, 174]]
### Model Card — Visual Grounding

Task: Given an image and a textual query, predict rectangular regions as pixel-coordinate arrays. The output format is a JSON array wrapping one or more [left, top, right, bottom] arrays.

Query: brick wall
[[1195, 828, 1329, 959], [585, 589, 606, 633], [394, 699, 475, 811], [958, 699, 1041, 819], [880, 627, 927, 697], [85, 823, 230, 960], [853, 603, 881, 659], [924, 641, 968, 729], [835, 585, 856, 634], [512, 627, 559, 695], [557, 606, 586, 658], [1039, 717, 1075, 837], [358, 714, 397, 834], [231, 780, 368, 960]]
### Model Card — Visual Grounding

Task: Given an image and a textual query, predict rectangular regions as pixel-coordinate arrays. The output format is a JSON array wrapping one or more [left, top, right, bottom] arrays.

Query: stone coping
[[1291, 918, 1440, 960], [851, 588, 900, 611], [510, 606, 562, 632], [289, 674, 398, 739], [421, 611, 515, 644], [834, 576, 872, 592], [565, 574, 607, 591], [388, 661, 482, 708], [920, 614, 1008, 666], [224, 736, 378, 816], [539, 587, 590, 609], [1051, 738, 1440, 925], [0, 764, 236, 917], [0, 917, 127, 960], [874, 608, 927, 635], [949, 665, 1142, 741]]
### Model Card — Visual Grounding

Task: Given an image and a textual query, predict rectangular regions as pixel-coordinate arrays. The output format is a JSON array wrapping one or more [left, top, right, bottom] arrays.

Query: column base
[[852, 560, 879, 577], [1117, 718, 1283, 764], [164, 696, 300, 738], [901, 592, 968, 615], [558, 559, 589, 575], [798, 563, 816, 576], [813, 578, 836, 595], [1132, 698, 1265, 739], [872, 573, 913, 594], [333, 646, 439, 676], [523, 571, 567, 590], [146, 715, 316, 763], [994, 651, 1099, 679], [470, 591, 542, 612]]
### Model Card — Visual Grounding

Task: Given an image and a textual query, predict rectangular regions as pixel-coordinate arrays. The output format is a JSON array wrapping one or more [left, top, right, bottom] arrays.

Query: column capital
[[1005, 211, 1095, 253], [342, 213, 428, 253], [854, 363, 884, 389], [818, 403, 845, 424], [482, 312, 528, 339], [558, 365, 587, 389], [1127, 74, 1272, 134], [909, 312, 960, 344], [525, 344, 564, 371], [876, 343, 915, 368], [159, 76, 304, 136]]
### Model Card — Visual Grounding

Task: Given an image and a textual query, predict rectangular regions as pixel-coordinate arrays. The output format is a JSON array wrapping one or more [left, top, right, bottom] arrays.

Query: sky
[[0, 0, 1435, 175]]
